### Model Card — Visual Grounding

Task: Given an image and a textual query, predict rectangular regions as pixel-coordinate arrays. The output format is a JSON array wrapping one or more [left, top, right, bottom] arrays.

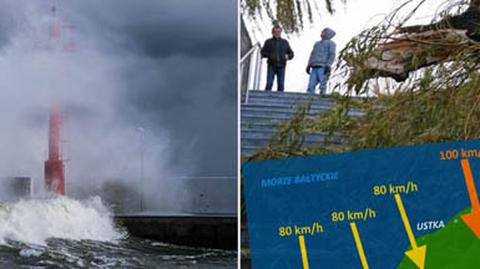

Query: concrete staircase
[[241, 90, 361, 156]]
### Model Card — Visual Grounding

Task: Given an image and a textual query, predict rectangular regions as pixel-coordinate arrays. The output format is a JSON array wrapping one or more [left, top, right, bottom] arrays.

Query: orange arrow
[[460, 159, 480, 239]]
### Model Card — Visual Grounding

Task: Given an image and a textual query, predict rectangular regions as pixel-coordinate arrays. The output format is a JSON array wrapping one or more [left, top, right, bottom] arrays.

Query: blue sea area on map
[[243, 140, 480, 269]]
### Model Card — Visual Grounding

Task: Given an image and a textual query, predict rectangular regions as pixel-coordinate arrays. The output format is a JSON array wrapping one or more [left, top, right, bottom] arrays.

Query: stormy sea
[[0, 196, 236, 268]]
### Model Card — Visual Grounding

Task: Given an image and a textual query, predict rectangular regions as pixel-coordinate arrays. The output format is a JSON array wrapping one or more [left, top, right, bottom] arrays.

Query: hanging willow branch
[[241, 0, 340, 33]]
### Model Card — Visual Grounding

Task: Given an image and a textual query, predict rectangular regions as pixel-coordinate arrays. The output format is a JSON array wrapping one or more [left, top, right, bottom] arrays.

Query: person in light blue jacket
[[306, 28, 336, 95]]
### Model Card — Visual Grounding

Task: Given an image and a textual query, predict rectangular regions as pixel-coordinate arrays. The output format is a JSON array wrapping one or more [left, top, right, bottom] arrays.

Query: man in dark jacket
[[306, 27, 336, 95], [261, 26, 294, 92]]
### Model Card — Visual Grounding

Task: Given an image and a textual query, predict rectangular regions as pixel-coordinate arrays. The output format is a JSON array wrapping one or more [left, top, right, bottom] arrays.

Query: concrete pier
[[115, 212, 237, 250]]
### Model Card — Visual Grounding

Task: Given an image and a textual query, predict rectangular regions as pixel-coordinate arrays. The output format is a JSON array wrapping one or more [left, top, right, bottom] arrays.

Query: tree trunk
[[471, 0, 480, 9], [350, 5, 480, 82]]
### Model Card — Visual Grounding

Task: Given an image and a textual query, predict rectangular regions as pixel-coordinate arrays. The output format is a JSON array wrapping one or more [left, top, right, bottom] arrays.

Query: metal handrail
[[240, 42, 261, 64], [240, 42, 263, 104]]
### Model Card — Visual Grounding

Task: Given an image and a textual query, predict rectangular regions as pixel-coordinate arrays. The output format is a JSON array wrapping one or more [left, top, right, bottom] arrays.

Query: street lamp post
[[136, 127, 145, 212]]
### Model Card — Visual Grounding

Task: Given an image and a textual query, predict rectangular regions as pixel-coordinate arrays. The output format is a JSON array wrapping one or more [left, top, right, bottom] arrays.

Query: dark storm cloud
[[67, 1, 236, 58], [65, 0, 238, 177], [125, 25, 236, 59]]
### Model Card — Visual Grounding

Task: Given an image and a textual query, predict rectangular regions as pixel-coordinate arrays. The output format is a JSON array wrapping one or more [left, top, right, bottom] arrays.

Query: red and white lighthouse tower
[[44, 108, 65, 195], [42, 3, 74, 195]]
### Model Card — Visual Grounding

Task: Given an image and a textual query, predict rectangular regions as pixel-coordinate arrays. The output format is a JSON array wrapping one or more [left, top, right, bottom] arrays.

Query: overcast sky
[[0, 0, 237, 180]]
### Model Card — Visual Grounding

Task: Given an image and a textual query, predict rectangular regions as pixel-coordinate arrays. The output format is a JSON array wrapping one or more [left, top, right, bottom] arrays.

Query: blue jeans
[[307, 67, 328, 94], [265, 64, 285, 92]]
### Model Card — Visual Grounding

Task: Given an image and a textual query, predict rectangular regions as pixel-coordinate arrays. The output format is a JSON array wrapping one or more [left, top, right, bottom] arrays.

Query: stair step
[[241, 113, 316, 122], [241, 122, 281, 131], [241, 136, 345, 155], [246, 93, 334, 101], [242, 130, 330, 140], [241, 104, 333, 114], [241, 110, 324, 119], [241, 145, 261, 156], [247, 90, 329, 99], [241, 111, 363, 123], [242, 128, 345, 137], [241, 137, 326, 148], [246, 90, 364, 101], [245, 98, 333, 107]]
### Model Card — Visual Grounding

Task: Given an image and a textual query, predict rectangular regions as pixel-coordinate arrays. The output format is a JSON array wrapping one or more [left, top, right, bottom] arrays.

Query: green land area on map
[[397, 208, 480, 269]]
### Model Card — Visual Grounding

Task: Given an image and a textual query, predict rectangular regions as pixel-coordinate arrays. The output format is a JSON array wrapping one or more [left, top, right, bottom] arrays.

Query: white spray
[[0, 196, 124, 246]]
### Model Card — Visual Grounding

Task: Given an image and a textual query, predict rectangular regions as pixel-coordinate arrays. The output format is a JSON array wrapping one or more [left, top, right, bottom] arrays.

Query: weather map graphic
[[243, 140, 480, 269]]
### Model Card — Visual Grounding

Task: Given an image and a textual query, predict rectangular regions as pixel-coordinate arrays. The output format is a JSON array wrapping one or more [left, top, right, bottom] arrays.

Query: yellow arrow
[[394, 193, 427, 269], [350, 222, 369, 269], [298, 235, 310, 269]]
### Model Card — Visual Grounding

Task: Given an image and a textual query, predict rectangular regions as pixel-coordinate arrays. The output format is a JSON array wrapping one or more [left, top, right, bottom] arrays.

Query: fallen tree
[[341, 0, 480, 93], [358, 29, 473, 82]]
